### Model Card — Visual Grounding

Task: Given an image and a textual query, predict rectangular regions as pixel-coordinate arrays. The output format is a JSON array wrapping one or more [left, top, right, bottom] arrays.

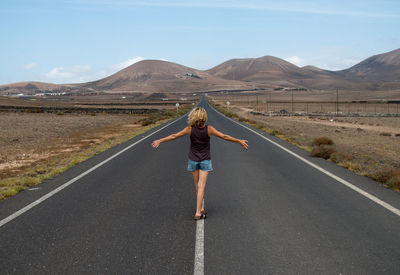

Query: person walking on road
[[152, 107, 248, 220]]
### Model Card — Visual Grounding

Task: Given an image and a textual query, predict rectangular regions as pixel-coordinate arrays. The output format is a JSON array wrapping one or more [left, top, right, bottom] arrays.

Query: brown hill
[[81, 60, 253, 92], [207, 56, 311, 83], [206, 56, 345, 89], [0, 81, 67, 91], [340, 48, 400, 81], [207, 49, 400, 90]]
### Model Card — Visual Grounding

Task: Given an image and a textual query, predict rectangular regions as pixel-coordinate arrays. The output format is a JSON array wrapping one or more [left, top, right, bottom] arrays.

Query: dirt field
[[211, 96, 400, 191], [0, 95, 195, 200], [1, 112, 139, 172], [0, 111, 177, 200]]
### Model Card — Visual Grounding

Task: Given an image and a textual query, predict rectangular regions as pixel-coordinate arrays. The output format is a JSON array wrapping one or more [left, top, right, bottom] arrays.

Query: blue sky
[[1, 0, 399, 84]]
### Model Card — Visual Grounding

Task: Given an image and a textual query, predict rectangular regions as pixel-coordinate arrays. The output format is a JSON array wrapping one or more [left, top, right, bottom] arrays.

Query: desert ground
[[210, 92, 400, 191], [0, 95, 194, 200]]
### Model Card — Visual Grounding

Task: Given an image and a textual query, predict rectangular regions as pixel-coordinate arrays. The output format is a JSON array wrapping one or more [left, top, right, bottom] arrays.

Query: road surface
[[1, 96, 400, 274]]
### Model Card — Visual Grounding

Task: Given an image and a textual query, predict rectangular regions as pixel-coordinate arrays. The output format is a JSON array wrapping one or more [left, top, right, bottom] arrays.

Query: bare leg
[[191, 170, 205, 213], [195, 170, 209, 217], [191, 170, 199, 196]]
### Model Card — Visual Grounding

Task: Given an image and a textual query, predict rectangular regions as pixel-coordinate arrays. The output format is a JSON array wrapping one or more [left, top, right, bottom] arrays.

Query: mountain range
[[1, 48, 400, 95]]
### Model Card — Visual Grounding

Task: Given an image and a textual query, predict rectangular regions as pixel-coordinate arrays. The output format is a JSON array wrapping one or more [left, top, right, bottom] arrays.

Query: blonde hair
[[188, 107, 207, 128]]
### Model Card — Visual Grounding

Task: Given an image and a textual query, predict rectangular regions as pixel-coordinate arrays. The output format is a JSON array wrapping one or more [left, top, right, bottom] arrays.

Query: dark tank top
[[189, 125, 211, 162]]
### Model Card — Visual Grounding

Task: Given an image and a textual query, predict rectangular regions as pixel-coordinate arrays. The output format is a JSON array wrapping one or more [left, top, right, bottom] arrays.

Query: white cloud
[[110, 56, 144, 72], [41, 57, 171, 84], [46, 67, 74, 79], [44, 65, 92, 83], [46, 65, 91, 79], [42, 58, 144, 84], [23, 62, 38, 70], [285, 56, 304, 66]]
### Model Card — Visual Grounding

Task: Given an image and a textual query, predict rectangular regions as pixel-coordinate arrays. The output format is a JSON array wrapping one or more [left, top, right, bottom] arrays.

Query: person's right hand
[[152, 140, 161, 148], [239, 140, 248, 150]]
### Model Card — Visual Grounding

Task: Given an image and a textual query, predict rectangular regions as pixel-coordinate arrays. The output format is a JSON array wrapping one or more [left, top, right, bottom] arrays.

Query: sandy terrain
[[0, 112, 146, 176], [212, 96, 400, 190], [0, 93, 194, 200], [0, 111, 177, 200]]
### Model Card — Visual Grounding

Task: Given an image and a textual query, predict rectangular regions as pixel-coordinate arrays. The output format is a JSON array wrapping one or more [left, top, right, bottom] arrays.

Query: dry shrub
[[163, 110, 176, 117], [330, 152, 353, 164], [255, 122, 264, 129], [380, 132, 392, 136], [139, 113, 162, 126], [140, 117, 155, 126], [221, 110, 238, 119], [310, 136, 336, 159], [339, 161, 361, 172], [35, 167, 47, 174], [372, 168, 399, 183], [312, 137, 334, 146], [387, 176, 400, 191], [138, 108, 186, 126], [395, 133, 400, 137], [310, 145, 336, 159], [371, 168, 400, 191], [271, 130, 283, 136]]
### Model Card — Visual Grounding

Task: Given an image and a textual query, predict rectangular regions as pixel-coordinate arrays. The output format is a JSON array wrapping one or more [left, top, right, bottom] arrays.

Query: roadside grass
[[370, 168, 400, 191], [209, 99, 399, 192], [0, 108, 190, 201], [139, 110, 182, 126]]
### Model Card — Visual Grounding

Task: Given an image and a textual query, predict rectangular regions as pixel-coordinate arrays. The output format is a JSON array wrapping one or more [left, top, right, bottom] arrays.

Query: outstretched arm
[[152, 126, 190, 148], [208, 126, 248, 150]]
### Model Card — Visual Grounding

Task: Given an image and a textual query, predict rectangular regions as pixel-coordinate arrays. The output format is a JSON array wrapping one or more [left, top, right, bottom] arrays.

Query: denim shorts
[[187, 159, 213, 172]]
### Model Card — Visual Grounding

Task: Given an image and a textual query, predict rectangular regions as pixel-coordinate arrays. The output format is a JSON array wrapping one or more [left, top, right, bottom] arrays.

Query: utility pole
[[291, 90, 294, 113], [336, 88, 339, 115], [269, 93, 272, 112], [256, 95, 259, 112]]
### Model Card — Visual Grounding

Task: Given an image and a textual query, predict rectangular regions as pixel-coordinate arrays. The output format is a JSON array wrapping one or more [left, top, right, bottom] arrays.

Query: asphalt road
[[1, 96, 400, 274]]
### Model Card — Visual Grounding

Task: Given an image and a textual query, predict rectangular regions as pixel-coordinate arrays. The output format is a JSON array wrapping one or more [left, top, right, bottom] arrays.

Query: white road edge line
[[0, 115, 186, 228], [213, 105, 400, 217], [194, 199, 205, 275]]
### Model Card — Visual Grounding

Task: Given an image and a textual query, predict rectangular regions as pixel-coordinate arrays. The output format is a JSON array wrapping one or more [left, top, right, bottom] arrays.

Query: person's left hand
[[239, 139, 248, 150], [152, 140, 161, 148]]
